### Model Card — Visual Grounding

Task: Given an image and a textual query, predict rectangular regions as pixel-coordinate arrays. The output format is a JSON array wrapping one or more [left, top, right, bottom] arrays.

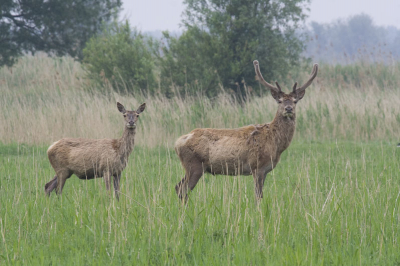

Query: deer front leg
[[253, 169, 268, 201], [113, 174, 121, 201], [104, 172, 111, 191]]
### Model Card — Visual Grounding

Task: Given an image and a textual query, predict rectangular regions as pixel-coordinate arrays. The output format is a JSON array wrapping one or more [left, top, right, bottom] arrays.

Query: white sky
[[121, 0, 400, 32]]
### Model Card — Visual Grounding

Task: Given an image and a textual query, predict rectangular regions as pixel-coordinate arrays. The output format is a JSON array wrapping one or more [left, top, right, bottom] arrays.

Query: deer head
[[253, 60, 318, 118], [117, 102, 146, 129]]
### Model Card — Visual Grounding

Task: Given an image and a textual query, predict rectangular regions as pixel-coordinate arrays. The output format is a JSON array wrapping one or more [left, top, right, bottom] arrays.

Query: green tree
[[83, 21, 157, 94], [0, 0, 121, 67], [159, 0, 308, 97]]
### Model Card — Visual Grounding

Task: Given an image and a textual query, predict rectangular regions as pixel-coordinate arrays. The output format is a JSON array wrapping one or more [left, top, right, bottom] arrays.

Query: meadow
[[0, 55, 400, 264]]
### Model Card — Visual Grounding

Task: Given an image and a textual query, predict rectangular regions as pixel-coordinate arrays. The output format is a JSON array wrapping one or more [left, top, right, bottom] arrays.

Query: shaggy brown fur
[[44, 102, 146, 200], [175, 60, 318, 201]]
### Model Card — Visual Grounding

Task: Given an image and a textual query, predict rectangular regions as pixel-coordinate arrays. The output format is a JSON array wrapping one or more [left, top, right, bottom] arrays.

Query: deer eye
[[278, 100, 282, 104], [123, 114, 126, 117], [136, 114, 139, 117], [293, 100, 297, 104]]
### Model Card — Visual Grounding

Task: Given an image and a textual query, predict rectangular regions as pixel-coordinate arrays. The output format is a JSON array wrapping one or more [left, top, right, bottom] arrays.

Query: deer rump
[[175, 125, 278, 177]]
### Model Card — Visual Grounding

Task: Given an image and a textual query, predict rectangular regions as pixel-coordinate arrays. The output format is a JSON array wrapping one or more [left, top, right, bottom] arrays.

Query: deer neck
[[117, 128, 136, 160], [269, 111, 296, 153]]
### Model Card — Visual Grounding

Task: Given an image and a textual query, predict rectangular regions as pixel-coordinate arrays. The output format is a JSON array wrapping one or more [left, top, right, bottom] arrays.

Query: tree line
[[1, 1, 398, 97], [304, 14, 400, 63], [0, 0, 121, 66]]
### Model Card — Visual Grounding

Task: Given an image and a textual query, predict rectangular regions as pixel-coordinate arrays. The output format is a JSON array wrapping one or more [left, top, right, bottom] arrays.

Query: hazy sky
[[121, 0, 400, 32]]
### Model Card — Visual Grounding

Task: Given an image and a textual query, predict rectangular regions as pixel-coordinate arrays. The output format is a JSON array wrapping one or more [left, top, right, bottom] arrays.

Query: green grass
[[1, 141, 400, 265]]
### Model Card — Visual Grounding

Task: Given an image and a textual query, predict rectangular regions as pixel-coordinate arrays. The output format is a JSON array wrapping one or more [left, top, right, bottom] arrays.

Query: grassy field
[[1, 55, 400, 264], [1, 141, 400, 264]]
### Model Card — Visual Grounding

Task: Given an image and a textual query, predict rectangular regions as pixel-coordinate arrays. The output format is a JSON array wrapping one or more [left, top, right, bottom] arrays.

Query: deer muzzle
[[285, 106, 293, 113], [127, 121, 136, 129]]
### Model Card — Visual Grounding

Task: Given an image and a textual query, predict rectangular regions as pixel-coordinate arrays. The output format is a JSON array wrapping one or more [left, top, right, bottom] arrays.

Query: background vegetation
[[1, 55, 399, 147], [156, 0, 307, 97], [0, 0, 122, 67], [304, 14, 400, 63], [82, 21, 157, 94]]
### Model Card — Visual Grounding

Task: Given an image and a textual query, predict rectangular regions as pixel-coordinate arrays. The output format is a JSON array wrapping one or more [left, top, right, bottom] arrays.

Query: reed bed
[[1, 55, 399, 147]]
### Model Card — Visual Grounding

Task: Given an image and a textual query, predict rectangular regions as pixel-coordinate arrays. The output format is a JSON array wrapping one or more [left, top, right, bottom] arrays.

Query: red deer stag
[[174, 60, 318, 201], [44, 102, 146, 200]]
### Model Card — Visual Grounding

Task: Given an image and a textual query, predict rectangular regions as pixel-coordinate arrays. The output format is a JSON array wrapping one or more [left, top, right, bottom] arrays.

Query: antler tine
[[297, 63, 318, 92], [275, 82, 282, 91], [253, 60, 281, 93], [292, 82, 298, 92]]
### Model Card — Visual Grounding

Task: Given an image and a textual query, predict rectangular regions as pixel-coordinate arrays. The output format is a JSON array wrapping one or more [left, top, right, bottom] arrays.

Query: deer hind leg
[[113, 174, 121, 201], [45, 175, 58, 196], [55, 169, 72, 195], [175, 175, 188, 201], [175, 164, 204, 202]]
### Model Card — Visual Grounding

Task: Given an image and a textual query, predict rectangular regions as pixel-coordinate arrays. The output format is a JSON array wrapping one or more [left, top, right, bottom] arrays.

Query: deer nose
[[285, 106, 293, 112], [129, 121, 135, 125]]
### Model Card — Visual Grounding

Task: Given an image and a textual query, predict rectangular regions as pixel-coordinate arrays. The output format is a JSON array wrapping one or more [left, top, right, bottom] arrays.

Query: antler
[[292, 82, 298, 92], [296, 64, 318, 93], [253, 60, 281, 93]]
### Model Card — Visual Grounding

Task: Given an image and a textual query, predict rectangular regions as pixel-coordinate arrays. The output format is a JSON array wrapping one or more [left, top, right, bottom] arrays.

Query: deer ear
[[294, 90, 306, 101], [136, 103, 146, 114], [117, 102, 126, 114], [270, 89, 283, 103]]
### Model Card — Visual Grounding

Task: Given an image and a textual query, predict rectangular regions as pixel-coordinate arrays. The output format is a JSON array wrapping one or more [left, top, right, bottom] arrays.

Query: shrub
[[83, 21, 157, 94]]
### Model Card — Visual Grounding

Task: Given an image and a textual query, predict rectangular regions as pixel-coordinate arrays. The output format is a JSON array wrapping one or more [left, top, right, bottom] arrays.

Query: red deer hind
[[45, 102, 146, 200], [174, 60, 318, 202]]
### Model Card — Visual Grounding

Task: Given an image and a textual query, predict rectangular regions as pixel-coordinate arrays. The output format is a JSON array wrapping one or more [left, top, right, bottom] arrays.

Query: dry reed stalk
[[1, 55, 400, 147]]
